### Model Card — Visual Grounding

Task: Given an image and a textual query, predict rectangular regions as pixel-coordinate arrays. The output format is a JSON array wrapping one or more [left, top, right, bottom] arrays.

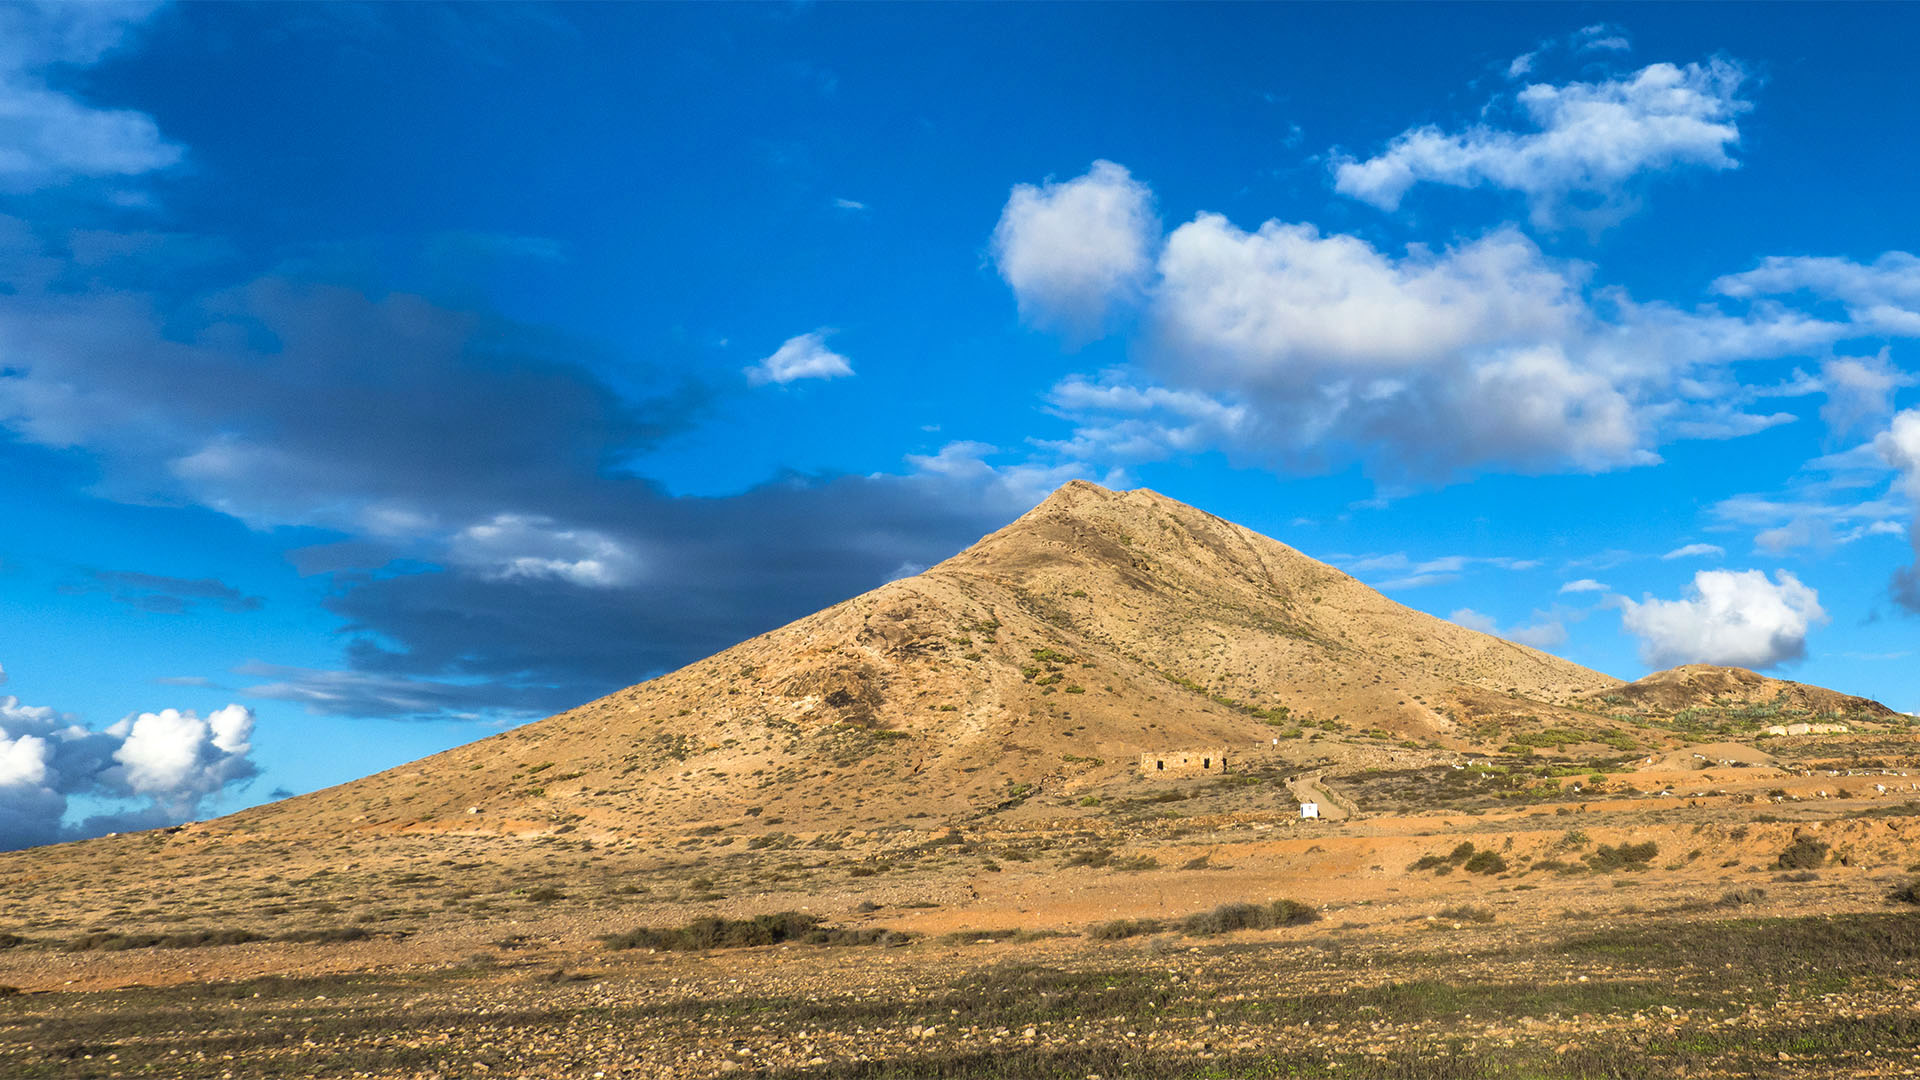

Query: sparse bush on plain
[[1888, 879, 1920, 905], [1180, 899, 1319, 936], [1775, 837, 1830, 870], [1462, 850, 1508, 875], [1063, 847, 1114, 868], [1086, 918, 1166, 940], [601, 912, 912, 951], [1585, 841, 1658, 871], [1434, 904, 1495, 924], [1718, 887, 1767, 908]]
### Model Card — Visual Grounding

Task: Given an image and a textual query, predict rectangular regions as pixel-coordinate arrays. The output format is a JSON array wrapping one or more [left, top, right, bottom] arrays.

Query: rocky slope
[[218, 481, 1644, 841]]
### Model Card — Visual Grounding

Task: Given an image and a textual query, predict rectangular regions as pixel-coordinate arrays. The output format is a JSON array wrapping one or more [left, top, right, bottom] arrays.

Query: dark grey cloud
[[290, 472, 1015, 716], [0, 222, 1040, 723]]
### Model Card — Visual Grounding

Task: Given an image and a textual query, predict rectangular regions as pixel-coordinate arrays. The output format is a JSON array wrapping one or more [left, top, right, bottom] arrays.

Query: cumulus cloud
[[1121, 215, 1837, 478], [991, 161, 1920, 485], [0, 679, 257, 850], [1332, 58, 1748, 228], [1619, 569, 1826, 669], [1662, 543, 1724, 560], [991, 160, 1157, 338], [104, 705, 255, 812], [0, 3, 182, 193], [744, 330, 855, 386], [1147, 219, 1645, 473]]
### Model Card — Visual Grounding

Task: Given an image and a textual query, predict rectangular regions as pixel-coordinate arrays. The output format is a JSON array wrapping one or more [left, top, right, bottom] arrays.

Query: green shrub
[[1888, 879, 1920, 905]]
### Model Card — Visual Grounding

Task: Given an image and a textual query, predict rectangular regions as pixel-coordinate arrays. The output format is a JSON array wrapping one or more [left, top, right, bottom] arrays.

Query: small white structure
[[1300, 802, 1320, 819]]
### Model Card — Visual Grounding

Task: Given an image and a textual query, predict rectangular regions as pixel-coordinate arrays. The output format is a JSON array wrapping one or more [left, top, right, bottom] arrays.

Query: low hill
[[1584, 664, 1898, 720]]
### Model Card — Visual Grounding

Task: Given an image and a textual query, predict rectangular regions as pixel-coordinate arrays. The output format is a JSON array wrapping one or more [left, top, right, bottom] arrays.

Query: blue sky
[[2, 2, 1917, 848]]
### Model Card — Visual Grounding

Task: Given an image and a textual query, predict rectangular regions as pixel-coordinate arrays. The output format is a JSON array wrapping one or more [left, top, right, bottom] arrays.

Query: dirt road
[[1286, 770, 1354, 819]]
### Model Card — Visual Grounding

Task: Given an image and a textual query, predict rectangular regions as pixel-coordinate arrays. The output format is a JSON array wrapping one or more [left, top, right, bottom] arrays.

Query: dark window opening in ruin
[[1203, 758, 1211, 769], [1157, 761, 1165, 770]]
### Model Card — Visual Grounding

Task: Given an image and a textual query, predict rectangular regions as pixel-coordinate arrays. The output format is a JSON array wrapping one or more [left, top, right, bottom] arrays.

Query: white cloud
[[1560, 578, 1610, 594], [1661, 543, 1724, 560], [1712, 489, 1909, 554], [991, 160, 1157, 337], [1150, 218, 1651, 472], [1509, 619, 1570, 649], [744, 330, 855, 386], [1332, 58, 1748, 228], [448, 513, 643, 588], [1715, 252, 1920, 337], [105, 705, 256, 811], [1881, 409, 1920, 500], [1136, 215, 1835, 477], [1449, 607, 1567, 649], [990, 161, 1917, 483], [1820, 351, 1914, 437], [1340, 551, 1542, 591], [0, 3, 182, 193], [832, 197, 867, 211], [1877, 408, 1920, 610], [1574, 24, 1632, 52], [1619, 569, 1826, 669], [904, 440, 1124, 509], [0, 676, 258, 849], [1448, 608, 1499, 634], [1038, 375, 1249, 464]]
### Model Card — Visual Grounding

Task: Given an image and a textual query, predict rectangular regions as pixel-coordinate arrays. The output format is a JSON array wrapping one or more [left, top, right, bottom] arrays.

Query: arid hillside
[[208, 480, 1642, 841]]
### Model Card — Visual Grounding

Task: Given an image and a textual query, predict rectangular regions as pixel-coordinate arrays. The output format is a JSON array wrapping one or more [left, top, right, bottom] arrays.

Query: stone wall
[[1138, 749, 1229, 775]]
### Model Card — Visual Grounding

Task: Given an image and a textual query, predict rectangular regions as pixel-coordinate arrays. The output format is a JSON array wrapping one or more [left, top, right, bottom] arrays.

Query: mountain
[[220, 480, 1647, 841]]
